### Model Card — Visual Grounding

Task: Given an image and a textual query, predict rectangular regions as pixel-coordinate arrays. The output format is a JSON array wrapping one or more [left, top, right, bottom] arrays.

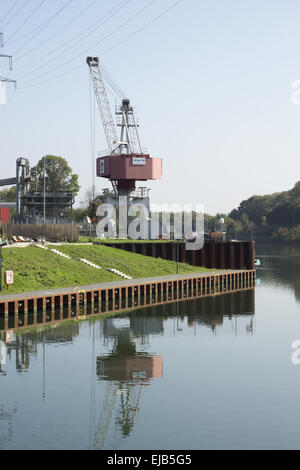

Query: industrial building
[[0, 158, 74, 224]]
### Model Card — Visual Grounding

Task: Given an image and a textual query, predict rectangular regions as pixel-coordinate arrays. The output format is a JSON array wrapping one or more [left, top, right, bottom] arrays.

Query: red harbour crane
[[86, 57, 162, 207]]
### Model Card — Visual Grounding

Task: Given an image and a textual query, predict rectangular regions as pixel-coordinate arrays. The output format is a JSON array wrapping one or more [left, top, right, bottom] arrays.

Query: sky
[[0, 0, 300, 214]]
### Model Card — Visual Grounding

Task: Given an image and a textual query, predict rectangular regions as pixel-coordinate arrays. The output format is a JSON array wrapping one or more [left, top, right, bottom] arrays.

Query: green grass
[[1, 246, 119, 295], [58, 244, 211, 279], [1, 244, 211, 295]]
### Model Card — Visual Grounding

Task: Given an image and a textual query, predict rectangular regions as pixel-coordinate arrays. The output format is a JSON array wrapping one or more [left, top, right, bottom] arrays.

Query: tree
[[80, 186, 101, 208], [229, 194, 278, 227], [290, 181, 300, 201], [0, 186, 16, 202], [72, 207, 87, 223], [31, 155, 80, 196]]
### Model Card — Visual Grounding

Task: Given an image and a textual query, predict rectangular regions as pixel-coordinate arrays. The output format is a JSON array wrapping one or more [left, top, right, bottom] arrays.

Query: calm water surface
[[1, 243, 300, 450]]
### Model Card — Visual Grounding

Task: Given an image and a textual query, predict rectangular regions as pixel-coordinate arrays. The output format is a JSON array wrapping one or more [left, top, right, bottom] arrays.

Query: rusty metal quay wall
[[99, 241, 255, 270], [0, 270, 255, 334]]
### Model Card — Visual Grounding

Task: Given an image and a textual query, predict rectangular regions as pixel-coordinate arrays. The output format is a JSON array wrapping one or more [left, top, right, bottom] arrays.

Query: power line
[[7, 17, 57, 47], [19, 0, 184, 90], [98, 59, 126, 99], [8, 0, 98, 49], [100, 0, 184, 56], [12, 0, 74, 57], [12, 0, 130, 67], [18, 0, 158, 84], [5, 0, 47, 44], [19, 56, 126, 99], [0, 0, 20, 27], [0, 0, 94, 72], [1, 0, 31, 30], [18, 0, 134, 80]]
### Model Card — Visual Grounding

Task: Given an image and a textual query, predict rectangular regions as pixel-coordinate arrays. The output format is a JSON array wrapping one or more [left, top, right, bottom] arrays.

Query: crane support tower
[[86, 57, 162, 217]]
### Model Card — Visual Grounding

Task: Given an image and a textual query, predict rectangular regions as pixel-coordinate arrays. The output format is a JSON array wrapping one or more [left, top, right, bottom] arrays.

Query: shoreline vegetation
[[214, 181, 300, 245]]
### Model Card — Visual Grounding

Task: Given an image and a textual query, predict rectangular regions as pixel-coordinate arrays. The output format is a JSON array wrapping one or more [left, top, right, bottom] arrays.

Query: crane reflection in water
[[92, 316, 163, 450], [91, 291, 255, 449]]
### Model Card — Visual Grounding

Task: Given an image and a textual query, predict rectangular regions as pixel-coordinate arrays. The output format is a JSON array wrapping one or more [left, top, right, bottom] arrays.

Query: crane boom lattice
[[87, 57, 118, 155]]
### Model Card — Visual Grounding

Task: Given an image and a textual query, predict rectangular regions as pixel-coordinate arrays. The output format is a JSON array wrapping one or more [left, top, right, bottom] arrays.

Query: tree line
[[228, 181, 300, 242]]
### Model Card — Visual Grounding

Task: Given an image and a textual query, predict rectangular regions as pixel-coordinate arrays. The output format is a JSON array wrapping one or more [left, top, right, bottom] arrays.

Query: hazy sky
[[0, 0, 300, 214]]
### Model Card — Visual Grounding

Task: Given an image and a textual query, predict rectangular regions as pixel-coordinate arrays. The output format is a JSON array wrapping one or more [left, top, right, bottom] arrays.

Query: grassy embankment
[[1, 244, 212, 295]]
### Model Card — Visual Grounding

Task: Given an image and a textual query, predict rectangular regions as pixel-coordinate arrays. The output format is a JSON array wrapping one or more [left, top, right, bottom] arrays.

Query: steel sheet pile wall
[[101, 241, 255, 270], [0, 270, 256, 333]]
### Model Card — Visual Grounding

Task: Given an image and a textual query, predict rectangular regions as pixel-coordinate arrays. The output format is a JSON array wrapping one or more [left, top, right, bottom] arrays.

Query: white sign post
[[4, 271, 14, 289]]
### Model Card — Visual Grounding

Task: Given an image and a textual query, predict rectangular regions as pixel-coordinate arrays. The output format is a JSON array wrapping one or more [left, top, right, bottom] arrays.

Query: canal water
[[1, 243, 300, 450]]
